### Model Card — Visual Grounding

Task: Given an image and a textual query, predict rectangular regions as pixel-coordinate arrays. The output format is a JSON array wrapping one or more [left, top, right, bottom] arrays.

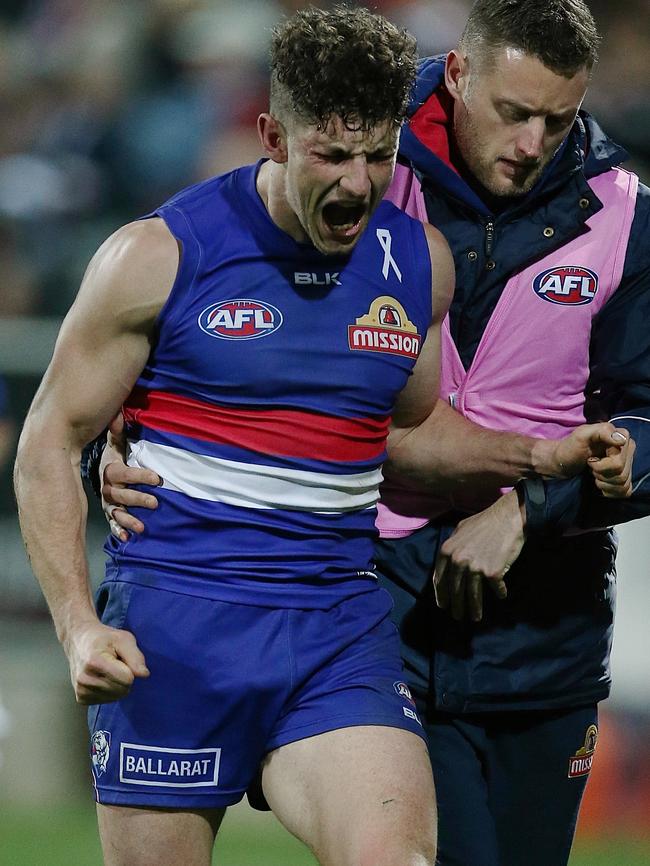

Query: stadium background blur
[[0, 1, 648, 864]]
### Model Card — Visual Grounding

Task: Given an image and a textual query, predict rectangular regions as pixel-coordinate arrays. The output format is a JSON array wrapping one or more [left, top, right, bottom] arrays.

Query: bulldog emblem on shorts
[[91, 730, 111, 776]]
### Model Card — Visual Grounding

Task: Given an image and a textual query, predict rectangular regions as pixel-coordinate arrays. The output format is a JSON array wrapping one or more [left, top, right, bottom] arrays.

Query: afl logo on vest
[[198, 299, 283, 340], [533, 266, 599, 306]]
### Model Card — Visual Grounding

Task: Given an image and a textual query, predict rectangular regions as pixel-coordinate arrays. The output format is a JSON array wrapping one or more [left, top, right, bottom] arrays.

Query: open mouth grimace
[[322, 202, 366, 237]]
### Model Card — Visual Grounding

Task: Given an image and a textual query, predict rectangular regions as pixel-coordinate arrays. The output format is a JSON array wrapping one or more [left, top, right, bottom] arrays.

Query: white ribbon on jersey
[[376, 228, 402, 282]]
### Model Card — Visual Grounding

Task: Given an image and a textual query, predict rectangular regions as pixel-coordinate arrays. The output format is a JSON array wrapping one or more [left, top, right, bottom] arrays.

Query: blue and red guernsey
[[106, 162, 432, 607]]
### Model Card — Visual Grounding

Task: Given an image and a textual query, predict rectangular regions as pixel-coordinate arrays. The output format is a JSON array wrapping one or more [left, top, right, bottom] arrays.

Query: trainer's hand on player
[[101, 413, 161, 540], [63, 619, 150, 705], [434, 490, 524, 622], [548, 423, 633, 495]]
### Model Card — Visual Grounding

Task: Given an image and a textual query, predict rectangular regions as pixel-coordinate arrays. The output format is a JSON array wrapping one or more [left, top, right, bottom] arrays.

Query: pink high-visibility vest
[[377, 163, 639, 538]]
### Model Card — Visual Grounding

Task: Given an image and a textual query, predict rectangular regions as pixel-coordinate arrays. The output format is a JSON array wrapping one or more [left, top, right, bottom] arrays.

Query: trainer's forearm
[[386, 399, 559, 494], [14, 420, 97, 644]]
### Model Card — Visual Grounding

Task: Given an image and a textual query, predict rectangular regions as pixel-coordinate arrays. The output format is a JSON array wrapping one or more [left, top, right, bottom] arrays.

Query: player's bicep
[[24, 219, 178, 448], [33, 310, 150, 447], [391, 320, 440, 433], [423, 222, 454, 322], [391, 223, 453, 432]]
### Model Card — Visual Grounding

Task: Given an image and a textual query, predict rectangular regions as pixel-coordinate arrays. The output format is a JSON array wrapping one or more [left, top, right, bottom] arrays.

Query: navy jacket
[[374, 56, 650, 714]]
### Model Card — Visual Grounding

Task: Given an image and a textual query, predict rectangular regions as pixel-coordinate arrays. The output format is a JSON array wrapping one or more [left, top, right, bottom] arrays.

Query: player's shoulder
[[421, 221, 454, 280], [420, 221, 451, 257], [160, 164, 255, 214], [420, 222, 454, 314], [75, 218, 179, 327], [92, 218, 178, 282], [106, 215, 176, 248]]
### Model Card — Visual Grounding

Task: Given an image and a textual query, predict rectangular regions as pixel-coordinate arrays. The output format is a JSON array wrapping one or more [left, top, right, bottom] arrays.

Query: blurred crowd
[[0, 0, 648, 494]]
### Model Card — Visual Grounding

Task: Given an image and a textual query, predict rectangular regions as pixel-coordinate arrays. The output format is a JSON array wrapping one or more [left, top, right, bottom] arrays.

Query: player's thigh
[[262, 725, 436, 866], [96, 803, 225, 866], [488, 705, 598, 866], [426, 714, 500, 866]]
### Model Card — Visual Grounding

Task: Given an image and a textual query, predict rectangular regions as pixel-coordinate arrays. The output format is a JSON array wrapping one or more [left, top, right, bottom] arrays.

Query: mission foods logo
[[198, 299, 283, 340], [533, 266, 599, 306], [568, 724, 598, 779], [349, 295, 421, 359]]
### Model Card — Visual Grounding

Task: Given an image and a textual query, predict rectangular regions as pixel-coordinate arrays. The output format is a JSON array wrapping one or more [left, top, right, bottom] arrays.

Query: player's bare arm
[[385, 224, 633, 498], [14, 217, 178, 704], [387, 386, 633, 500], [383, 223, 633, 496]]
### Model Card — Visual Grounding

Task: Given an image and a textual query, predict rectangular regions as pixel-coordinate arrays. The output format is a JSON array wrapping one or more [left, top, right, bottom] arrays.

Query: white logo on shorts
[[91, 730, 111, 776], [119, 743, 221, 787], [403, 707, 422, 726]]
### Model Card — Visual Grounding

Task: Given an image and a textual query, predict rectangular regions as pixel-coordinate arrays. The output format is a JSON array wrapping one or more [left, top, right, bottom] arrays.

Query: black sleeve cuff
[[80, 429, 108, 501], [517, 476, 547, 536]]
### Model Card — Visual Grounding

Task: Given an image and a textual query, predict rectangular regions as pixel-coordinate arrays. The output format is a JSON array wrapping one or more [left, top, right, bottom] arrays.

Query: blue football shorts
[[87, 580, 425, 808]]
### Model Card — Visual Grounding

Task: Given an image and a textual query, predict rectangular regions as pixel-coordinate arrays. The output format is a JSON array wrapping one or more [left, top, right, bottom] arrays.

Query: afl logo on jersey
[[198, 299, 283, 340], [349, 295, 421, 359], [533, 266, 599, 306]]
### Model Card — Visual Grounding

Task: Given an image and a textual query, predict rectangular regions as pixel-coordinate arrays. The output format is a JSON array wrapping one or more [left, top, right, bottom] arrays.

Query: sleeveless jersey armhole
[[408, 217, 434, 331], [145, 204, 203, 332]]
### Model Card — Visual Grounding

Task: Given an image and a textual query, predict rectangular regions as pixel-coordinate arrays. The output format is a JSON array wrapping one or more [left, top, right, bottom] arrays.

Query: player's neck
[[256, 160, 308, 244]]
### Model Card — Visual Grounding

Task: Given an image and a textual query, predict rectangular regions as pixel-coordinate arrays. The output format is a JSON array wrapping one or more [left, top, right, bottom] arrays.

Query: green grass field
[[1, 805, 649, 866]]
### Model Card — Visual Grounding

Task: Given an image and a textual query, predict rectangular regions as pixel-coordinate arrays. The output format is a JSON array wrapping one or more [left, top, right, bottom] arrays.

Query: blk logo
[[198, 299, 283, 340], [294, 272, 341, 286]]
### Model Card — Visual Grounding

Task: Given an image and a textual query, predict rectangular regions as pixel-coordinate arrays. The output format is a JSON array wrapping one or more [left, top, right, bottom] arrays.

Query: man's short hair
[[270, 4, 417, 131], [459, 0, 600, 76]]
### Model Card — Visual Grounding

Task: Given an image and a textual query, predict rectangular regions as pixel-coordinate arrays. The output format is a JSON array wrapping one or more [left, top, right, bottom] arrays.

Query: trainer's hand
[[101, 413, 161, 540], [547, 423, 630, 480], [586, 429, 635, 498], [434, 490, 524, 622], [63, 619, 150, 705]]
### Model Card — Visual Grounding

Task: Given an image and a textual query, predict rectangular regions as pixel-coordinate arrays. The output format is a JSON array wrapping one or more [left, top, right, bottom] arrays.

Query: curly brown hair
[[270, 5, 417, 131]]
